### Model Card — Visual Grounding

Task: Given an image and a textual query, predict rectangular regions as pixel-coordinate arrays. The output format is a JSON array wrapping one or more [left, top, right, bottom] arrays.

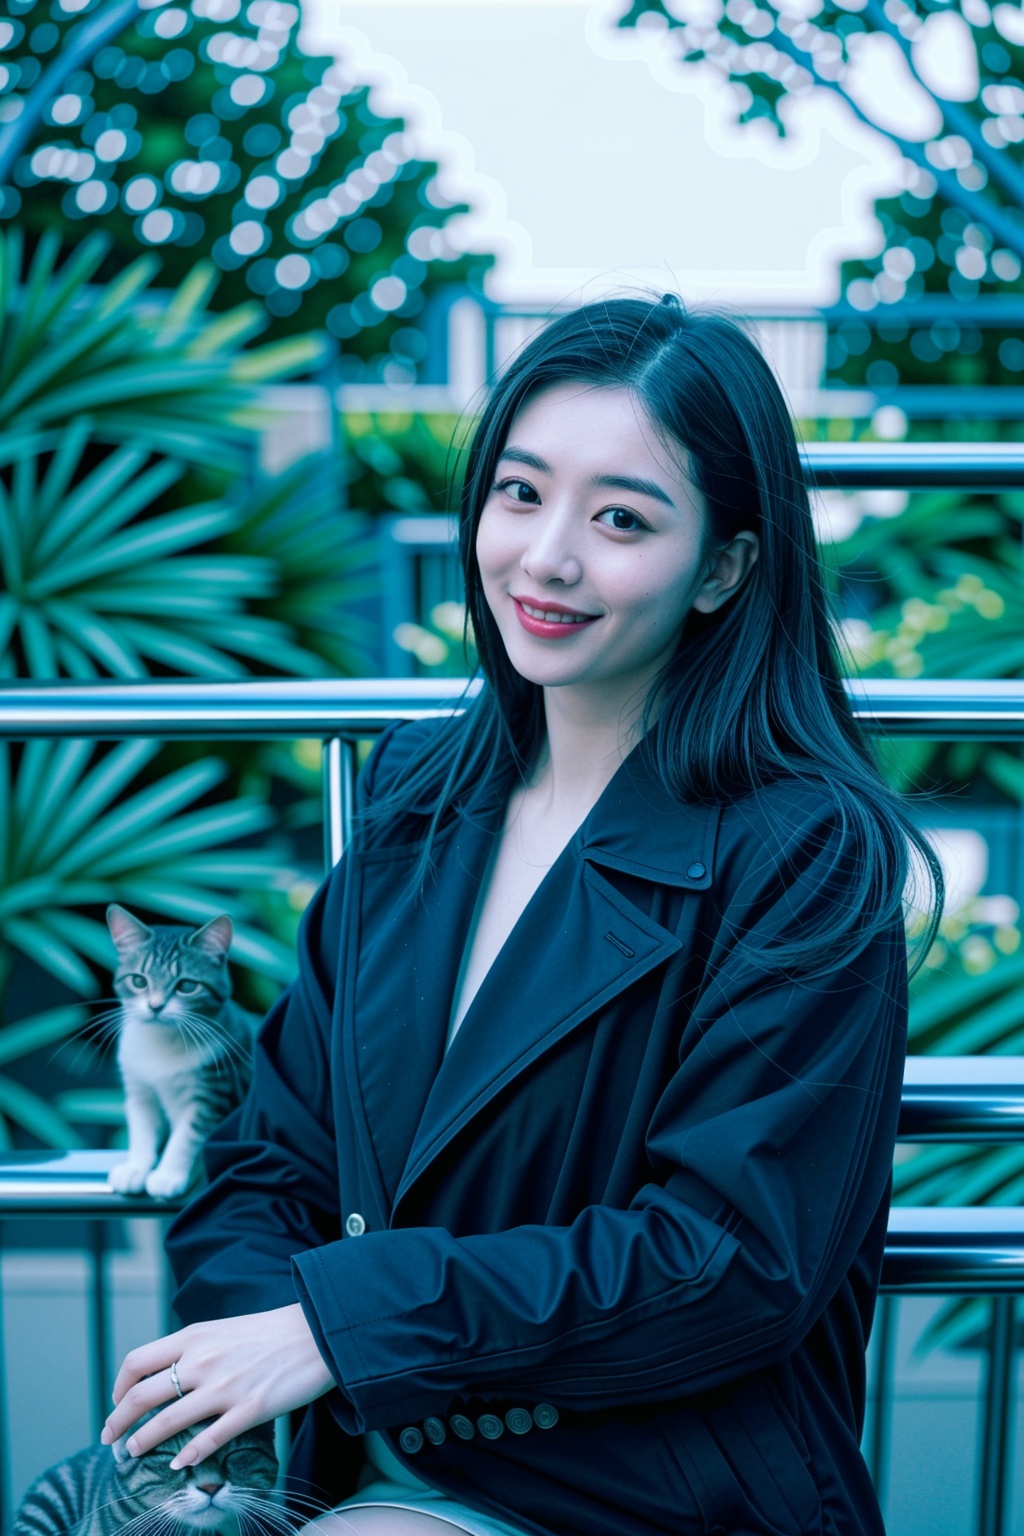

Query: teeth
[[520, 601, 591, 624]]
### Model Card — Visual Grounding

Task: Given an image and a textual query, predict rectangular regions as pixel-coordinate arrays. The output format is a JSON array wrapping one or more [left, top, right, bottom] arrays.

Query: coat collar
[[345, 731, 720, 1221]]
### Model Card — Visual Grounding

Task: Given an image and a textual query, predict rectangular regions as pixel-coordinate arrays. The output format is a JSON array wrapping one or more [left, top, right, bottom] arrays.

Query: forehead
[[503, 382, 693, 488]]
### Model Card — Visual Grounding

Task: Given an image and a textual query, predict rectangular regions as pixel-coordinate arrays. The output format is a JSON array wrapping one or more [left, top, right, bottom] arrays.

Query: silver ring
[[169, 1360, 185, 1400]]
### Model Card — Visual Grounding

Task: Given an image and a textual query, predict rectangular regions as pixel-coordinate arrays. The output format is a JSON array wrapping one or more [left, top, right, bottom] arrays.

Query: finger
[[111, 1333, 185, 1405], [123, 1393, 218, 1459], [169, 1406, 253, 1471], [102, 1365, 183, 1445]]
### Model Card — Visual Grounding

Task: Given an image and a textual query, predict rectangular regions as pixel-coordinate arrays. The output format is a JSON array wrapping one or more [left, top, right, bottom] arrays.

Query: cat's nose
[[196, 1482, 223, 1498]]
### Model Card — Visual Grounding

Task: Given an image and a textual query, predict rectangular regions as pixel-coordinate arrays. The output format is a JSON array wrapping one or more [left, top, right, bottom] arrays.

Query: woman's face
[[475, 381, 757, 720]]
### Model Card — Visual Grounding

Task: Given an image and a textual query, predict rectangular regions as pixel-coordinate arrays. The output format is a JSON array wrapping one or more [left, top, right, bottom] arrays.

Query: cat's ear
[[107, 905, 153, 952], [187, 915, 233, 959]]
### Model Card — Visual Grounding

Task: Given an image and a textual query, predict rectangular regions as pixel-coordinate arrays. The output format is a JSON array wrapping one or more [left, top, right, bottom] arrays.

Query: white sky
[[299, 0, 941, 306]]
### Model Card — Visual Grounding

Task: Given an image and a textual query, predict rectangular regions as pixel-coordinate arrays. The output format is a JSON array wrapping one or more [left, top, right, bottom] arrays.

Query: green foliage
[[0, 737, 296, 993], [0, 230, 382, 1148], [0, 735, 302, 1145], [220, 455, 378, 678], [344, 409, 465, 516], [0, 228, 374, 680], [1, 0, 492, 362]]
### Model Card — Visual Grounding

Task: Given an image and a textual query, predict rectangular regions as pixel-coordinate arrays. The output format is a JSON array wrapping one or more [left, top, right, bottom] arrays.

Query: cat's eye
[[126, 974, 148, 989], [176, 979, 202, 994]]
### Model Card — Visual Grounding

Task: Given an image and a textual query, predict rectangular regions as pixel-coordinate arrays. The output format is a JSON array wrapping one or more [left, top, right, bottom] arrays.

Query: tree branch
[[763, 23, 1024, 262], [859, 0, 1024, 214]]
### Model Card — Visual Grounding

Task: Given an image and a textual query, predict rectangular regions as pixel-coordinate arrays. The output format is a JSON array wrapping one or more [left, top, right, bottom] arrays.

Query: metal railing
[[1, 647, 1024, 1519]]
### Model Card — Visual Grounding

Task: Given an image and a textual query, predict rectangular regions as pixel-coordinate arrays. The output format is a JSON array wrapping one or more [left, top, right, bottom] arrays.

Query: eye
[[126, 974, 148, 990], [595, 506, 650, 534], [176, 980, 202, 995], [493, 477, 540, 505]]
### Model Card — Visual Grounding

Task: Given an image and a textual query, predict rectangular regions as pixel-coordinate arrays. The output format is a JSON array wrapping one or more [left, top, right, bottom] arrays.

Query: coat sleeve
[[166, 723, 406, 1323], [290, 797, 909, 1428]]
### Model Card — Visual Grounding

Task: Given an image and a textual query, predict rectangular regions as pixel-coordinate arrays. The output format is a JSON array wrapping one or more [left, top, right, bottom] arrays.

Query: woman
[[102, 295, 940, 1536]]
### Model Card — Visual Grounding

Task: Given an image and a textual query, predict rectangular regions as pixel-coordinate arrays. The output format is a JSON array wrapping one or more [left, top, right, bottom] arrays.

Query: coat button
[[449, 1414, 475, 1441], [423, 1416, 446, 1446], [532, 1404, 559, 1429], [476, 1414, 505, 1439], [505, 1408, 532, 1435], [345, 1213, 366, 1237], [685, 861, 706, 881], [399, 1427, 424, 1455]]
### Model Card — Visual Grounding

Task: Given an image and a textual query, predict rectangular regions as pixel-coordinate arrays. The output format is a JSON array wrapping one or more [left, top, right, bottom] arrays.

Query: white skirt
[[331, 1432, 533, 1536]]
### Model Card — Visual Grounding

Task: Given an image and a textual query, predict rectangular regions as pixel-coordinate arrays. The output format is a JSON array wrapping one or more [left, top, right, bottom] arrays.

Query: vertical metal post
[[322, 737, 357, 872], [977, 1295, 1017, 1536], [160, 1215, 178, 1336], [0, 1220, 11, 1535], [866, 1293, 897, 1513], [88, 1222, 112, 1443], [381, 518, 416, 677]]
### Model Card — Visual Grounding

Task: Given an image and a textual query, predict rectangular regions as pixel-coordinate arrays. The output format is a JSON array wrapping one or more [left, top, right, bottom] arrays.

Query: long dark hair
[[361, 293, 942, 976]]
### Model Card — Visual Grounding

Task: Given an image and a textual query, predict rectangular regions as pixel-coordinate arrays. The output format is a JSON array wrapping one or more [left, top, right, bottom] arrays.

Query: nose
[[519, 506, 582, 587], [196, 1482, 223, 1499]]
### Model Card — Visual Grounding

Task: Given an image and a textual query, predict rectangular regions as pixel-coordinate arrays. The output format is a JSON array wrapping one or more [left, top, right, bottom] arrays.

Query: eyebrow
[[497, 448, 676, 508]]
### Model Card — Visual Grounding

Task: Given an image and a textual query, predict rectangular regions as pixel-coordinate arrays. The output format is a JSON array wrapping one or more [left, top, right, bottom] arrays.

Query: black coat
[[167, 716, 908, 1536]]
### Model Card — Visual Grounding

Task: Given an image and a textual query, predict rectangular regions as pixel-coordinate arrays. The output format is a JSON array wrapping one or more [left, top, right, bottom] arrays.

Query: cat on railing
[[105, 905, 259, 1200], [14, 1417, 279, 1536]]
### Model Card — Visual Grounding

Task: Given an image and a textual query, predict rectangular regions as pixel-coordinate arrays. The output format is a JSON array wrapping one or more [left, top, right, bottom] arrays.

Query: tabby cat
[[14, 1419, 279, 1536], [106, 905, 260, 1200]]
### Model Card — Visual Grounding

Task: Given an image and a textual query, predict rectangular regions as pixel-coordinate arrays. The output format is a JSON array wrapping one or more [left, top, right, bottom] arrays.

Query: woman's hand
[[101, 1303, 335, 1469]]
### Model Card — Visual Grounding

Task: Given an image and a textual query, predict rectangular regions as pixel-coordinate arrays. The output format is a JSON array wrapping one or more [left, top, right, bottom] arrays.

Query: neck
[[528, 681, 651, 808]]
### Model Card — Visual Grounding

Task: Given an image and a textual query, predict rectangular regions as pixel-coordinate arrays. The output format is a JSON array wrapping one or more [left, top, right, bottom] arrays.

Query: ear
[[106, 905, 153, 952], [187, 915, 233, 958], [691, 531, 759, 614]]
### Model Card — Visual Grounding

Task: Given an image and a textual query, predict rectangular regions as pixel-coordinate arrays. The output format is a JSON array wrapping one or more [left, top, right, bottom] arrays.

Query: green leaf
[[28, 503, 239, 597], [231, 336, 327, 382], [2, 916, 99, 995], [0, 1074, 85, 1148], [30, 739, 159, 869], [0, 1006, 90, 1066], [45, 603, 145, 678], [32, 443, 165, 565], [52, 758, 230, 874], [88, 800, 274, 874], [55, 1089, 126, 1125]]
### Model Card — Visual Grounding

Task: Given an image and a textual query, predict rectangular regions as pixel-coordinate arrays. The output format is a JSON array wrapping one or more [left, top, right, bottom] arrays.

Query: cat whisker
[[230, 1495, 307, 1526], [49, 1011, 124, 1069], [177, 1014, 249, 1073]]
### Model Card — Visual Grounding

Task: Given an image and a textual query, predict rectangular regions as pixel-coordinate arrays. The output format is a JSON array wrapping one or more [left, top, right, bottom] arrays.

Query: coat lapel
[[341, 779, 507, 1217], [391, 742, 721, 1214]]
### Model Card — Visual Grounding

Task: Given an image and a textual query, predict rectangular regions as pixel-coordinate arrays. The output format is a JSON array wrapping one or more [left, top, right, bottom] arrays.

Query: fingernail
[[127, 1438, 138, 1457], [100, 1429, 111, 1446], [169, 1454, 191, 1472]]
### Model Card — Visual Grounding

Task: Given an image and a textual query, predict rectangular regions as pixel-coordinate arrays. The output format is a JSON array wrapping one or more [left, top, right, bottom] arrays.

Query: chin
[[188, 1506, 236, 1532]]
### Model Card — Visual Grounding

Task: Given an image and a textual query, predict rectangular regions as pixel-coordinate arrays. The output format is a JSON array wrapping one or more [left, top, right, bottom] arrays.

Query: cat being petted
[[14, 1417, 278, 1536], [106, 904, 259, 1200]]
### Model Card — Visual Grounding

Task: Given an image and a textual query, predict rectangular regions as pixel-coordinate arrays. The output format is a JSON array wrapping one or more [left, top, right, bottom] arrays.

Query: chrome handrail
[[799, 442, 1024, 489], [0, 677, 1023, 740]]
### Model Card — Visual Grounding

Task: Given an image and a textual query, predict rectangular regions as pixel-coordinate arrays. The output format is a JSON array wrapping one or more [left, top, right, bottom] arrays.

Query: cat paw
[[144, 1166, 191, 1200], [108, 1161, 153, 1194]]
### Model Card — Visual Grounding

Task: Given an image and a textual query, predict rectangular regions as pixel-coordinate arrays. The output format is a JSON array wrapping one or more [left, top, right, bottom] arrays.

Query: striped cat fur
[[14, 1420, 278, 1536]]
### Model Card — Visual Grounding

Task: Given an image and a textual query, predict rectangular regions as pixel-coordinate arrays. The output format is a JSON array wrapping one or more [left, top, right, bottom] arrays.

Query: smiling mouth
[[515, 599, 596, 625]]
